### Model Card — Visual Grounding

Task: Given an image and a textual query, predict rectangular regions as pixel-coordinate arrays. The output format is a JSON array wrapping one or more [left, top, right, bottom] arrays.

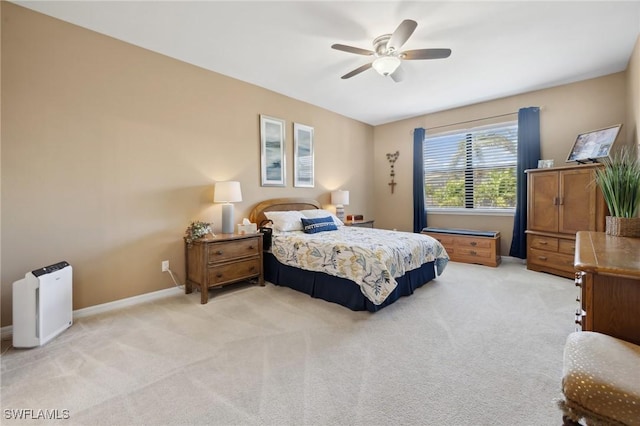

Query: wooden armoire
[[525, 163, 607, 278]]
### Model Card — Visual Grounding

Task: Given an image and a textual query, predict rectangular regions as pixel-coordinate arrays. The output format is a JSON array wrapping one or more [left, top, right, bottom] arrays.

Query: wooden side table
[[185, 233, 264, 304], [574, 231, 640, 345], [344, 220, 374, 228]]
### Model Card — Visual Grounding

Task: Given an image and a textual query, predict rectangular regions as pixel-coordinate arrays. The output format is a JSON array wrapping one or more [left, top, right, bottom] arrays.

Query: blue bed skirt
[[264, 252, 437, 312]]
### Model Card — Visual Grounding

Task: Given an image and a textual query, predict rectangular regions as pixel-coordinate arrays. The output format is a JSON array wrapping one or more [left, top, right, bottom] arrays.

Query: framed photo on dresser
[[566, 124, 622, 163]]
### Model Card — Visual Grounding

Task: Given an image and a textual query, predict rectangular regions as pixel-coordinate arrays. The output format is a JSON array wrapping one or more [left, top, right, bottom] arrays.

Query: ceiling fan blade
[[389, 65, 405, 83], [402, 48, 452, 60], [341, 63, 373, 79], [387, 19, 417, 52], [331, 44, 374, 56]]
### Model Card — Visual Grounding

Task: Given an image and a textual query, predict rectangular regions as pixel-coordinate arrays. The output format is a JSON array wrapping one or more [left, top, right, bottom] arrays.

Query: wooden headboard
[[249, 197, 321, 225]]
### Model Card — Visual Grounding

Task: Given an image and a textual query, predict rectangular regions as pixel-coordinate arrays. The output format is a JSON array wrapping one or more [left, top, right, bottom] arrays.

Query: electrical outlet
[[161, 260, 169, 272]]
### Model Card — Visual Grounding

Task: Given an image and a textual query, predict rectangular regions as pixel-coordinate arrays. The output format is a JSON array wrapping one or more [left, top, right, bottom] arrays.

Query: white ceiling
[[15, 1, 640, 126]]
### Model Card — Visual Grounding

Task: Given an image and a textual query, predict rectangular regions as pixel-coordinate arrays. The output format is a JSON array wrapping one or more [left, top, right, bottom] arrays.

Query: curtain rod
[[425, 111, 518, 132], [421, 106, 544, 133]]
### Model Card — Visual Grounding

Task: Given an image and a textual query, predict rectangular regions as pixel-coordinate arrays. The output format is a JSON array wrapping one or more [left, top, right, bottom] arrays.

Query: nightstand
[[185, 233, 264, 304], [344, 220, 375, 228]]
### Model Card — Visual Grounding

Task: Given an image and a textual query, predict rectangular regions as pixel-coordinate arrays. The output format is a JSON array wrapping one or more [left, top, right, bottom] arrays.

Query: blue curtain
[[509, 107, 541, 258], [413, 128, 427, 233]]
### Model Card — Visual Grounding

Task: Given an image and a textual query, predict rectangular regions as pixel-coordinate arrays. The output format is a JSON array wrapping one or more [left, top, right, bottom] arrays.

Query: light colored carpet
[[1, 260, 575, 425]]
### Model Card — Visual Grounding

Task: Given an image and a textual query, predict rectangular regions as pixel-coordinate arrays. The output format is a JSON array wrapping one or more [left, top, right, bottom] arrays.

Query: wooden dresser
[[185, 233, 264, 304], [574, 231, 640, 345], [525, 164, 606, 278]]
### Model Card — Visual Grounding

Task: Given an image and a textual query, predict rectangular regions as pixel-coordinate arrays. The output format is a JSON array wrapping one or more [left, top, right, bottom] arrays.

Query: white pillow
[[300, 209, 344, 226], [264, 210, 305, 232]]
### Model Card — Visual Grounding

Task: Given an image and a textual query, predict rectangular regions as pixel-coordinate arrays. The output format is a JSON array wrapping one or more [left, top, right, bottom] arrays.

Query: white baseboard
[[1, 286, 183, 340], [1, 326, 12, 341], [73, 286, 182, 318], [500, 255, 527, 264]]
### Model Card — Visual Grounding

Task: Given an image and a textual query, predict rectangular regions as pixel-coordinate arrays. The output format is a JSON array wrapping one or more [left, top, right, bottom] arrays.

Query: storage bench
[[421, 227, 501, 267]]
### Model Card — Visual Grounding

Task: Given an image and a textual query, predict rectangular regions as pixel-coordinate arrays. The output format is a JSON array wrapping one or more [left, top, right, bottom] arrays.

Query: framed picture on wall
[[293, 123, 314, 187], [566, 124, 622, 163], [260, 115, 286, 186]]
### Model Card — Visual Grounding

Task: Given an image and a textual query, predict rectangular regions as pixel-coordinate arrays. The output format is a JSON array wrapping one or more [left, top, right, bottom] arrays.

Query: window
[[423, 122, 518, 211]]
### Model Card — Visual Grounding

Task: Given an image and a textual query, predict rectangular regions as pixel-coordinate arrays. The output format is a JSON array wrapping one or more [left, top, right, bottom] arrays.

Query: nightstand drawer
[[208, 258, 261, 285], [208, 238, 260, 263]]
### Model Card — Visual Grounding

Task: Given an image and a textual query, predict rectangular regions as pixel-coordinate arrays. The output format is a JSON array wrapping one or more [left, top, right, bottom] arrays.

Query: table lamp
[[214, 181, 242, 234], [331, 190, 349, 222]]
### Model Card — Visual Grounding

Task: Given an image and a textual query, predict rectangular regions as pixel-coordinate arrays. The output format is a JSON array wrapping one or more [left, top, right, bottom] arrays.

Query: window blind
[[423, 122, 518, 209]]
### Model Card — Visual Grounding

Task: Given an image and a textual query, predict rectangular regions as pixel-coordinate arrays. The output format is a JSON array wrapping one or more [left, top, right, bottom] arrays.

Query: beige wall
[[0, 3, 373, 326], [2, 3, 637, 327], [0, 0, 3, 298], [374, 73, 628, 255], [627, 34, 640, 151]]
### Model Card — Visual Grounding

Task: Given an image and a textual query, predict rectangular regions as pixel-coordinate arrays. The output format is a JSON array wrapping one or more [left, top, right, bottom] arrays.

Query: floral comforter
[[271, 227, 449, 305]]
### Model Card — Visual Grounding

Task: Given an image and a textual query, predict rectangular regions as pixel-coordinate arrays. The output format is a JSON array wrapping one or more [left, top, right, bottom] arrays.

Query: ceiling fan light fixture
[[332, 19, 451, 82], [372, 56, 401, 76]]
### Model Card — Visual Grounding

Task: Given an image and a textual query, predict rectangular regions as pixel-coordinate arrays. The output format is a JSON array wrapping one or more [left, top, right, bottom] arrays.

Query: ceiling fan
[[331, 19, 451, 82]]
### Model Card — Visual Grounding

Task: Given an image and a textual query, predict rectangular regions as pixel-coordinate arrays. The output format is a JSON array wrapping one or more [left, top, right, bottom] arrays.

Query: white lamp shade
[[331, 190, 349, 206], [214, 181, 242, 203], [372, 56, 401, 76]]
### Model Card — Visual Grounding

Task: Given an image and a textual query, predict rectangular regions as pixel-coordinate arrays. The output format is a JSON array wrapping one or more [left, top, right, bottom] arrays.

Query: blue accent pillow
[[301, 216, 338, 234]]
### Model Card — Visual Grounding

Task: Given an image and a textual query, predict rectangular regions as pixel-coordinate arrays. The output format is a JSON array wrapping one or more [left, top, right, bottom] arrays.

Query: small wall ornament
[[386, 151, 399, 194]]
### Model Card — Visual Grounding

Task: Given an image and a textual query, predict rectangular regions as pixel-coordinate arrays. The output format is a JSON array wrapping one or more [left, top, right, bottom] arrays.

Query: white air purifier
[[12, 261, 73, 348]]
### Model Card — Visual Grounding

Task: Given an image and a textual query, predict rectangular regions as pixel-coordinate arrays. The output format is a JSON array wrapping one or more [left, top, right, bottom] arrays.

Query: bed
[[249, 198, 449, 312]]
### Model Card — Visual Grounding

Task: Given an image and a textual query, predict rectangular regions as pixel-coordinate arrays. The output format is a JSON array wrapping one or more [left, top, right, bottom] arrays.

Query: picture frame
[[260, 115, 286, 187], [293, 123, 314, 187], [566, 124, 622, 163]]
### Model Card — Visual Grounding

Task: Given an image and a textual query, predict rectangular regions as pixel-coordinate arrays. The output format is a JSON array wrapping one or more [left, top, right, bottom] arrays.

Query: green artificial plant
[[594, 147, 640, 218]]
